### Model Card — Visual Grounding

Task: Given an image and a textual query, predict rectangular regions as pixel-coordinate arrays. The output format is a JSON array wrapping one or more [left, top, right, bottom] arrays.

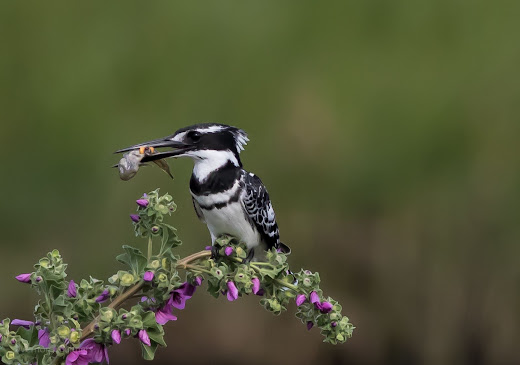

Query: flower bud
[[151, 226, 160, 233], [121, 273, 135, 286], [111, 329, 121, 345], [136, 199, 149, 208], [70, 331, 80, 344], [138, 330, 151, 346], [303, 278, 312, 287], [306, 321, 314, 330], [6, 351, 15, 360], [35, 276, 42, 282], [226, 281, 239, 301], [130, 214, 140, 223], [194, 276, 203, 286], [11, 339, 16, 345], [295, 294, 306, 307], [15, 273, 31, 283], [125, 329, 131, 336], [251, 277, 261, 295], [143, 271, 154, 282], [224, 246, 233, 256], [157, 273, 168, 282], [67, 280, 77, 298], [57, 326, 70, 338], [150, 260, 160, 269], [310, 291, 320, 304], [331, 321, 338, 327]]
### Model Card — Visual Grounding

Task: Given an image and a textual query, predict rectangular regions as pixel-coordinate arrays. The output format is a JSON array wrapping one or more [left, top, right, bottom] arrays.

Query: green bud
[[302, 278, 312, 287], [5, 351, 15, 360], [50, 335, 58, 344], [336, 333, 345, 342], [40, 258, 50, 268], [236, 247, 246, 258], [121, 273, 135, 286], [150, 260, 160, 269], [109, 274, 119, 284], [57, 326, 70, 338], [211, 267, 224, 279], [56, 315, 65, 323], [162, 258, 168, 269], [157, 273, 168, 282], [70, 331, 80, 344]]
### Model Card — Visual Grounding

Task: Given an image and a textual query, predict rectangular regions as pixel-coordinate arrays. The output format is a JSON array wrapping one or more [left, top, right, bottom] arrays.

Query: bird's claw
[[242, 248, 255, 264]]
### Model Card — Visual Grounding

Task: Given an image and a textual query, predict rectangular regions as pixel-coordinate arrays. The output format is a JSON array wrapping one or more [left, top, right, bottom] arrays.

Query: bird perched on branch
[[116, 123, 289, 260]]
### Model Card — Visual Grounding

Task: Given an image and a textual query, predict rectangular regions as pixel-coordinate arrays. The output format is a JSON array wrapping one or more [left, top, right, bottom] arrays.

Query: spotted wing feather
[[242, 172, 280, 250]]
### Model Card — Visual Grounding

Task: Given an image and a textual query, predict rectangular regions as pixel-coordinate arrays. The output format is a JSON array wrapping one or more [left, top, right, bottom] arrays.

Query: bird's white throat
[[189, 149, 239, 182]]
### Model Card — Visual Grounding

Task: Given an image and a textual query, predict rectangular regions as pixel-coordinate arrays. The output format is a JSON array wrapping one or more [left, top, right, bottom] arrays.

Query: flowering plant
[[0, 189, 354, 364]]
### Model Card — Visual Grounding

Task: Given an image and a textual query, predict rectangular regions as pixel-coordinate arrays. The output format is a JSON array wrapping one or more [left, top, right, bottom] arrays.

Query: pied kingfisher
[[116, 123, 289, 260]]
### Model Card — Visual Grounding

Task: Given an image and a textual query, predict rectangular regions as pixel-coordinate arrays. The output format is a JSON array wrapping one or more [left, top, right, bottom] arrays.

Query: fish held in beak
[[116, 147, 173, 181]]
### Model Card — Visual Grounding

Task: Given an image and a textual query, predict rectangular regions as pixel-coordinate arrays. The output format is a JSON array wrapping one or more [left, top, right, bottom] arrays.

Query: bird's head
[[115, 123, 249, 167]]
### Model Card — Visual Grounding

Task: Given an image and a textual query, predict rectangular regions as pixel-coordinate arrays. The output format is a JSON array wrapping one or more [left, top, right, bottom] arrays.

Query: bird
[[115, 123, 290, 260]]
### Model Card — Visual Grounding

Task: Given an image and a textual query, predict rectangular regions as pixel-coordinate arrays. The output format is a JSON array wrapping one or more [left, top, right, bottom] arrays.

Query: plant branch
[[80, 250, 211, 341]]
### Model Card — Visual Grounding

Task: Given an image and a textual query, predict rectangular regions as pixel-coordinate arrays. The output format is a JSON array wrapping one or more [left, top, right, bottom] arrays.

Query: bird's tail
[[279, 242, 291, 255]]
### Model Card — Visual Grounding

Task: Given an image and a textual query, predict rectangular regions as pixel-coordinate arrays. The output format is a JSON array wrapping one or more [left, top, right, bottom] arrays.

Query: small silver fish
[[116, 147, 173, 181]]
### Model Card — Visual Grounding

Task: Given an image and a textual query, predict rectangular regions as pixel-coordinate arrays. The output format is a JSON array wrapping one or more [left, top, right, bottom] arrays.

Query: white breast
[[196, 198, 262, 250]]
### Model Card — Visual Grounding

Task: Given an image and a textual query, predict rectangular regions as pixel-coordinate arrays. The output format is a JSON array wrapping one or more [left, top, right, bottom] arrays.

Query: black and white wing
[[192, 197, 205, 223], [242, 172, 282, 251]]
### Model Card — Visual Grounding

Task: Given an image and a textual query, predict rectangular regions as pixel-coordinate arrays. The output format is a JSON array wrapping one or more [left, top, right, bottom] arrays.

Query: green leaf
[[116, 245, 147, 274], [147, 328, 167, 347], [16, 326, 38, 347], [141, 342, 159, 361]]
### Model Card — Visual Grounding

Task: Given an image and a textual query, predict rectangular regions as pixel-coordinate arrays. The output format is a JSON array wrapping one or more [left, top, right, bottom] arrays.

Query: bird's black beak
[[114, 136, 194, 162]]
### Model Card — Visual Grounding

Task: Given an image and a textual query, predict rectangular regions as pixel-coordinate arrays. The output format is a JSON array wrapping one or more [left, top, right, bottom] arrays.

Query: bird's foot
[[211, 245, 220, 260], [242, 248, 255, 264]]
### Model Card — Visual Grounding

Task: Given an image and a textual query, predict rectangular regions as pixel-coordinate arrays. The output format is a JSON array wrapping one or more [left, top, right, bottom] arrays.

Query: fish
[[115, 146, 173, 181]]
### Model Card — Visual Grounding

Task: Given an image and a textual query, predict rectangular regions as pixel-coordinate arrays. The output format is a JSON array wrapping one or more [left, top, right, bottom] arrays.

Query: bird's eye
[[187, 131, 201, 142]]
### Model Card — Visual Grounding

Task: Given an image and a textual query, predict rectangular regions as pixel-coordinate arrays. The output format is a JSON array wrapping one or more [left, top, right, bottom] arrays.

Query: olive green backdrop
[[1, 2, 519, 365]]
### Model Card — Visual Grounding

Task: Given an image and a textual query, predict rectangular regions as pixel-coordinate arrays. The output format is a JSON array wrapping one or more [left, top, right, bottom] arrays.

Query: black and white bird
[[116, 123, 289, 260]]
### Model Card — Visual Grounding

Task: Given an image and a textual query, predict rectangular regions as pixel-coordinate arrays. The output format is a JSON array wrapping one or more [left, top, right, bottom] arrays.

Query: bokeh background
[[1, 2, 519, 364]]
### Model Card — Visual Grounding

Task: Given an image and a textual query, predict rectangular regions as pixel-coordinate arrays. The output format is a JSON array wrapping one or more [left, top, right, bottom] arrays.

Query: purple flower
[[331, 321, 338, 327], [15, 273, 31, 283], [11, 319, 34, 328], [143, 271, 154, 282], [316, 301, 333, 313], [138, 330, 151, 346], [68, 280, 77, 298], [66, 349, 89, 365], [205, 246, 212, 251], [38, 329, 50, 348], [96, 289, 110, 303], [130, 214, 140, 223], [307, 321, 314, 330], [224, 246, 233, 256], [155, 305, 178, 325], [111, 329, 121, 345], [251, 277, 261, 295], [194, 276, 203, 286], [295, 294, 306, 307], [124, 329, 131, 336], [79, 338, 109, 364], [310, 291, 320, 304], [136, 199, 149, 208], [226, 281, 239, 301], [169, 282, 196, 310]]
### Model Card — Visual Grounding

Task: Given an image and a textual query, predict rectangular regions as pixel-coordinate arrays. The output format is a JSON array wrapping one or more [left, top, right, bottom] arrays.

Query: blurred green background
[[1, 1, 519, 364]]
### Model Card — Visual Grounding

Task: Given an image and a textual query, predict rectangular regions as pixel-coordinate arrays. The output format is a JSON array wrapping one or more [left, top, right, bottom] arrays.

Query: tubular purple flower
[[67, 280, 77, 298], [11, 319, 34, 328], [226, 281, 239, 301], [307, 321, 314, 330], [138, 330, 151, 346], [194, 276, 203, 286], [125, 329, 131, 336], [168, 282, 196, 309], [80, 338, 109, 364], [15, 273, 31, 283], [38, 329, 50, 348], [111, 329, 121, 345], [296, 294, 306, 307], [224, 246, 233, 256], [317, 301, 333, 313], [155, 305, 178, 325], [143, 271, 154, 282], [310, 291, 320, 304], [96, 289, 110, 303], [130, 214, 140, 223], [66, 349, 88, 365], [136, 199, 149, 208], [251, 277, 261, 295]]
